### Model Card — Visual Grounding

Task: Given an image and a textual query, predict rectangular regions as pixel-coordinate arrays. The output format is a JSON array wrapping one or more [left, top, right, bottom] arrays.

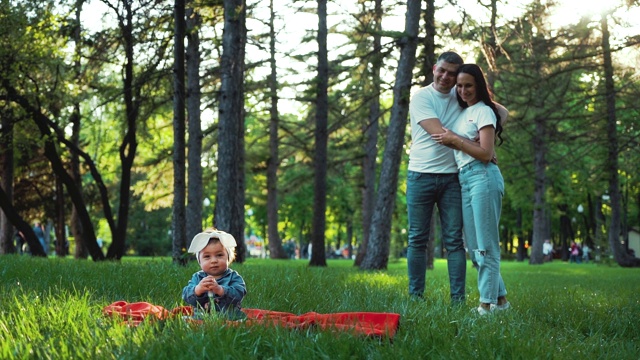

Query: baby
[[181, 229, 247, 318]]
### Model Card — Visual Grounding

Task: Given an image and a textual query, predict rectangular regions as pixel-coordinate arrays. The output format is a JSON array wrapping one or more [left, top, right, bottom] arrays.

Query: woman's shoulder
[[470, 102, 497, 119]]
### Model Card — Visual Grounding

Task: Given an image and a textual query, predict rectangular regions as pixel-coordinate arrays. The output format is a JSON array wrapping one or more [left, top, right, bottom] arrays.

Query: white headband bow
[[187, 230, 237, 253]]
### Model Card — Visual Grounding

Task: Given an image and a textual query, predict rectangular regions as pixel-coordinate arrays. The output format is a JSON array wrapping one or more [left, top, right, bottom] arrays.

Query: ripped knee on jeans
[[474, 249, 486, 266]]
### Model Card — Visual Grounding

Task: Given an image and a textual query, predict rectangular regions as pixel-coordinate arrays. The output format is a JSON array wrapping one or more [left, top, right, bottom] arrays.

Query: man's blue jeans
[[406, 171, 466, 302]]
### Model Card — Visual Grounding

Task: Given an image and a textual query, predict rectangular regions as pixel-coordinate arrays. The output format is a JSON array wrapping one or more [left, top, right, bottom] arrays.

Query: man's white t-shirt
[[408, 84, 462, 174], [452, 102, 497, 169]]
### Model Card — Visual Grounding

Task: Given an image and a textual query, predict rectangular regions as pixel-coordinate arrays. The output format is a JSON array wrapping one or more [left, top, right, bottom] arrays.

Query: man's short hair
[[437, 51, 463, 66]]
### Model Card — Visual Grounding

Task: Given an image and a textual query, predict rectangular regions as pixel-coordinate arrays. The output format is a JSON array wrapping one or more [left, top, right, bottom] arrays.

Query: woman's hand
[[431, 127, 458, 147]]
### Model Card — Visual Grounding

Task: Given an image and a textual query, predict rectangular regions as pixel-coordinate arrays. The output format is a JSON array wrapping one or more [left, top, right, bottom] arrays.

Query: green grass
[[1, 255, 639, 359]]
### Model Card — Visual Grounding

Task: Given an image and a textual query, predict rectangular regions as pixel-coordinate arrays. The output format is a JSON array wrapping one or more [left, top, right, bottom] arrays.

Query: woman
[[432, 64, 509, 315]]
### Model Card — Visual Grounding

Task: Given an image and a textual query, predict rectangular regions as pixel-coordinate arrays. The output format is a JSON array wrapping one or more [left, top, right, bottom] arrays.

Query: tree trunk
[[215, 0, 247, 262], [54, 175, 67, 256], [186, 2, 203, 248], [267, 0, 286, 259], [514, 209, 523, 261], [418, 0, 435, 87], [70, 0, 86, 259], [529, 112, 547, 265], [0, 186, 46, 256], [355, 0, 383, 267], [481, 0, 500, 90], [5, 87, 103, 260], [600, 14, 640, 266], [0, 114, 16, 254], [172, 0, 187, 265], [106, 1, 139, 260], [361, 0, 421, 270], [310, 0, 328, 267], [418, 0, 437, 267]]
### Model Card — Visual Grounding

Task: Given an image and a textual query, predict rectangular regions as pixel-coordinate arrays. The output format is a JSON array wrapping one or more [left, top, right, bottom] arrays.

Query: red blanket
[[103, 301, 400, 339]]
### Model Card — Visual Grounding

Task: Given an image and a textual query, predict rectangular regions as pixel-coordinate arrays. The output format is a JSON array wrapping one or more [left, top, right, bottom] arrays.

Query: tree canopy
[[1, 0, 639, 267]]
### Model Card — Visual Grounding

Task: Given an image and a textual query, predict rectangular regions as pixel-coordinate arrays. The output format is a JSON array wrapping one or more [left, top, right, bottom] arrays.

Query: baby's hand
[[196, 276, 219, 296]]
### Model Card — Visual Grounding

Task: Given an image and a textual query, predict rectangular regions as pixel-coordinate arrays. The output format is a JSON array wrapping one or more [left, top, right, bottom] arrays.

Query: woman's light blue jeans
[[459, 160, 507, 304], [406, 171, 466, 302]]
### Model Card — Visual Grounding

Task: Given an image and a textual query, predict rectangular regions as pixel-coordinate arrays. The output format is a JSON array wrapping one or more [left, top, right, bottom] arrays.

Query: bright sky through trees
[[78, 0, 639, 116]]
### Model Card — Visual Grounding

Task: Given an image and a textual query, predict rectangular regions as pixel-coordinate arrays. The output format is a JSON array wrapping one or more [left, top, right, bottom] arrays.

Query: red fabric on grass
[[103, 301, 400, 339]]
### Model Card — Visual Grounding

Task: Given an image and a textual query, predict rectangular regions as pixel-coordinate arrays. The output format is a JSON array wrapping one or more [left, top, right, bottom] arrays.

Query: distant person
[[569, 241, 582, 263], [32, 221, 47, 255], [14, 231, 25, 254], [432, 63, 509, 315], [182, 228, 246, 318], [542, 239, 554, 262], [582, 243, 590, 263], [285, 239, 296, 259]]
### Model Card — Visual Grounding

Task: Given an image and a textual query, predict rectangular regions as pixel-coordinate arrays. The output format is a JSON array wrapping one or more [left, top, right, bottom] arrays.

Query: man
[[407, 52, 508, 303], [406, 51, 467, 303]]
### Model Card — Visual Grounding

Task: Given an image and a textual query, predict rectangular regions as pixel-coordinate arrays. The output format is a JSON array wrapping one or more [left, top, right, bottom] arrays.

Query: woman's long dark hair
[[455, 64, 504, 145]]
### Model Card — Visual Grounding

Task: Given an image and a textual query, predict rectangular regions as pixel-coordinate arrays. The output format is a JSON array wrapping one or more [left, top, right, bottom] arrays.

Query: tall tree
[[100, 0, 174, 259], [600, 11, 640, 266], [417, 0, 435, 87], [0, 185, 45, 256], [185, 1, 203, 249], [361, 0, 421, 270], [102, 0, 140, 259], [0, 112, 16, 254], [421, 0, 438, 269], [70, 0, 86, 259], [6, 88, 105, 259], [355, 0, 383, 266], [266, 0, 287, 259], [172, 0, 187, 265], [0, 1, 103, 259], [215, 0, 247, 262], [482, 2, 600, 265], [309, 0, 329, 266]]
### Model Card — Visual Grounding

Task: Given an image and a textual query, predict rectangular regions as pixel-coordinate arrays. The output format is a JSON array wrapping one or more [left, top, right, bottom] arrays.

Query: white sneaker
[[475, 304, 496, 315], [495, 302, 511, 311]]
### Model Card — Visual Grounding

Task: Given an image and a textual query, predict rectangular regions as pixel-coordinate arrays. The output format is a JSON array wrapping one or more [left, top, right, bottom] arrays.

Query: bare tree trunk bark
[[0, 186, 45, 256], [186, 1, 203, 249], [361, 0, 421, 270], [600, 14, 640, 266], [54, 176, 67, 256], [310, 0, 328, 267], [70, 0, 85, 259], [0, 115, 16, 254], [418, 0, 435, 87], [6, 87, 103, 260], [215, 0, 247, 262], [530, 112, 547, 264], [172, 0, 187, 265], [267, 0, 286, 259], [106, 1, 139, 260], [356, 0, 383, 267]]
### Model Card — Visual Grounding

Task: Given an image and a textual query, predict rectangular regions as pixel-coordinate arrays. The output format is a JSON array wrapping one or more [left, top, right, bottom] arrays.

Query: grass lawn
[[1, 255, 639, 359]]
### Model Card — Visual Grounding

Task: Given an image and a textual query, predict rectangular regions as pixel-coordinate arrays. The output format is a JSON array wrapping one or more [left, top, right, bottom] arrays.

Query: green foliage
[[2, 0, 640, 261], [126, 198, 172, 257], [1, 256, 640, 359]]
